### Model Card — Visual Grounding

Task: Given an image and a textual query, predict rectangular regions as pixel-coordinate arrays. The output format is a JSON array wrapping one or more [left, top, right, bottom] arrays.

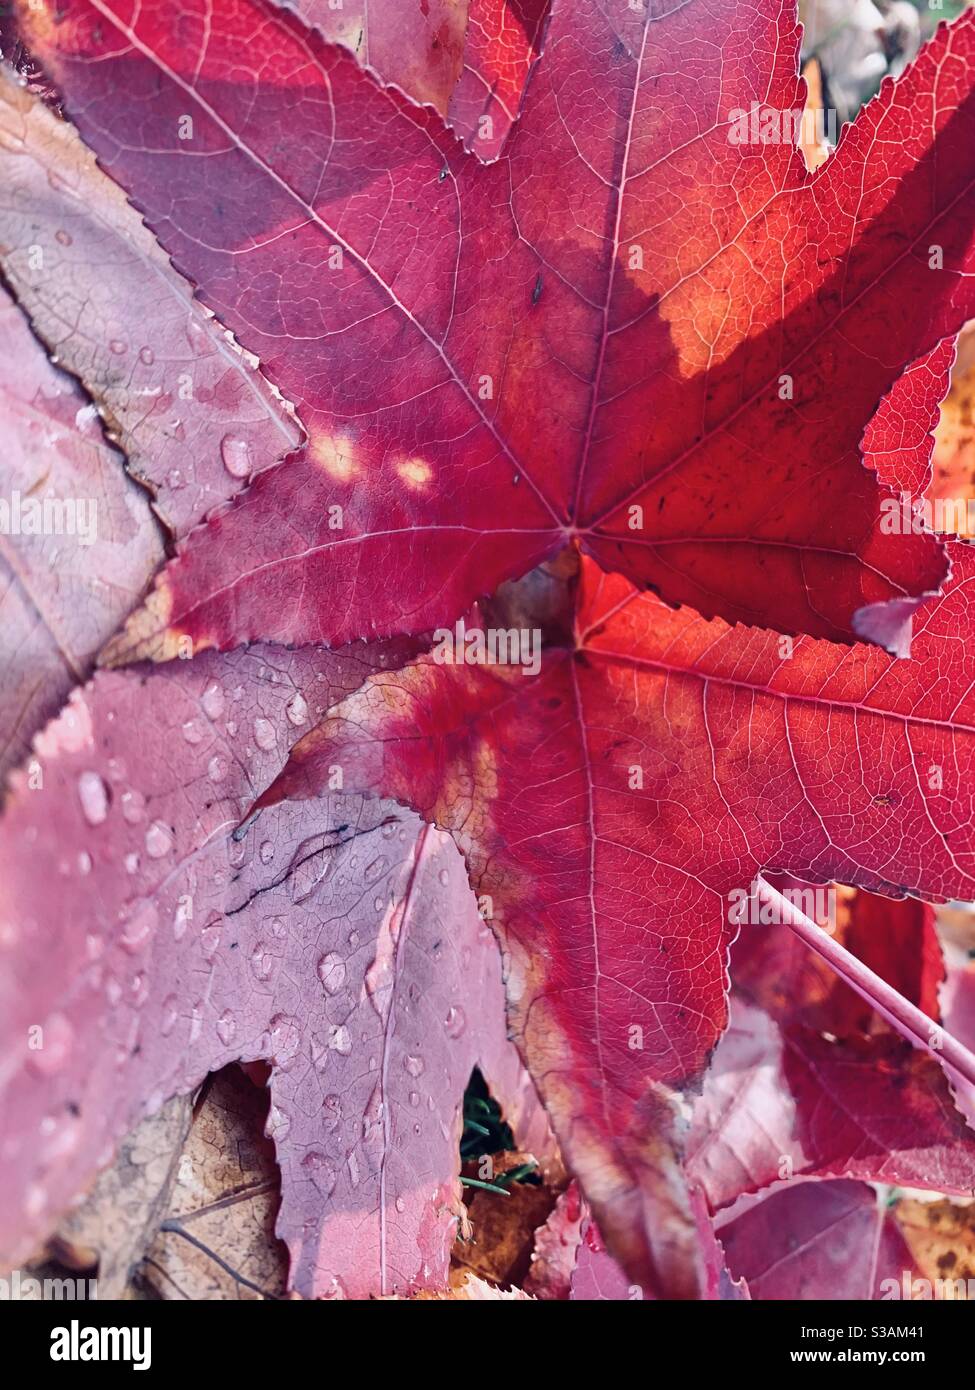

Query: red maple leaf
[[14, 0, 975, 664], [256, 543, 975, 1292], [689, 890, 975, 1209]]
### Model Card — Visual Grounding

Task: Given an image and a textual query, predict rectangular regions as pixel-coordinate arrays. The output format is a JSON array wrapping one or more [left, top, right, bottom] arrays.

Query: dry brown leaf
[[893, 1197, 975, 1299], [140, 1067, 287, 1301], [26, 1093, 192, 1299], [452, 1151, 558, 1291]]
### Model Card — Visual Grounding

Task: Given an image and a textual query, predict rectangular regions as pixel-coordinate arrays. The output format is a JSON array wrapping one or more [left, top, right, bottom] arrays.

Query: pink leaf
[[0, 641, 555, 1297], [719, 1180, 920, 1301]]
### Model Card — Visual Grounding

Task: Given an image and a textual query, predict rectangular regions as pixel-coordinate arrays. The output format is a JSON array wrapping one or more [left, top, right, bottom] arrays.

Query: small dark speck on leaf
[[532, 273, 543, 304]]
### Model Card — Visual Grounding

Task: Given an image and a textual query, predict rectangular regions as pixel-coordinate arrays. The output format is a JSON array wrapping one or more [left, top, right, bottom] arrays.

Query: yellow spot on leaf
[[397, 457, 432, 488], [310, 433, 359, 481]]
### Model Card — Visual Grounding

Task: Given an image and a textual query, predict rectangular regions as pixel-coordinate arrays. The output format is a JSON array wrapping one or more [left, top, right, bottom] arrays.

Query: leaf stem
[[754, 875, 975, 1092]]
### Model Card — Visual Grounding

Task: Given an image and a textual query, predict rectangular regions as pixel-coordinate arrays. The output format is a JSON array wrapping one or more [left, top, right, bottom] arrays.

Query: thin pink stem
[[754, 875, 975, 1093]]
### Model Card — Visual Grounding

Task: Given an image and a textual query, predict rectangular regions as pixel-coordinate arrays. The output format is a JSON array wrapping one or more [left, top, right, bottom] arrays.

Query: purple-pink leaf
[[689, 898, 975, 1212], [0, 641, 555, 1297], [719, 1180, 919, 1301], [0, 69, 300, 537], [0, 285, 161, 783]]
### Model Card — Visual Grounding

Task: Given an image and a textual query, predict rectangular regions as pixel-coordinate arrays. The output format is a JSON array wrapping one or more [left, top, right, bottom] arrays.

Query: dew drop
[[307, 1154, 337, 1195], [181, 717, 205, 744], [317, 952, 346, 996], [28, 1012, 74, 1076], [444, 1005, 467, 1039], [144, 821, 173, 859], [364, 855, 388, 884], [106, 756, 127, 783], [186, 318, 209, 353], [322, 1094, 342, 1129], [395, 1196, 406, 1214], [220, 434, 253, 479], [207, 754, 228, 783], [121, 902, 156, 953], [403, 1054, 425, 1078], [362, 1086, 383, 1144], [77, 770, 109, 825], [160, 995, 179, 1036], [328, 1024, 351, 1056], [77, 852, 92, 875], [253, 717, 276, 751], [259, 840, 274, 865], [201, 680, 225, 721], [55, 228, 72, 246], [188, 1001, 204, 1044], [438, 868, 450, 887], [285, 692, 308, 726], [173, 899, 192, 941], [269, 1014, 300, 1065], [120, 789, 146, 824], [216, 1010, 236, 1046], [250, 943, 274, 982], [200, 920, 221, 959], [266, 1104, 291, 1141], [40, 1111, 81, 1163], [109, 338, 127, 355], [139, 346, 155, 366]]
